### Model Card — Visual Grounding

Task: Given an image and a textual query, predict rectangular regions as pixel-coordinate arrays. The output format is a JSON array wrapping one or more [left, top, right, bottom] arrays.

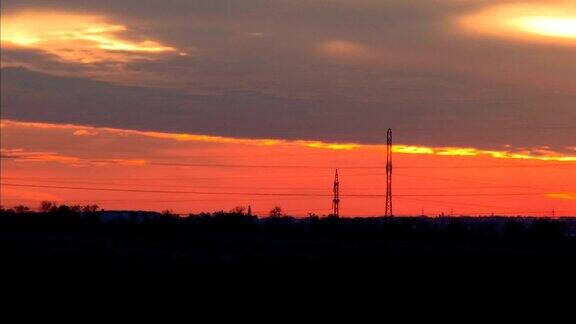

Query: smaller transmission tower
[[332, 169, 340, 218], [385, 128, 393, 217]]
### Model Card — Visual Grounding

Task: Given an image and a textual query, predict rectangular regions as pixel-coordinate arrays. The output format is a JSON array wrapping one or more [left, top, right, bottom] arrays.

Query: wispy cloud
[[1, 10, 180, 64], [3, 119, 576, 162], [546, 192, 576, 200], [0, 148, 146, 167], [73, 129, 98, 136], [317, 40, 376, 62]]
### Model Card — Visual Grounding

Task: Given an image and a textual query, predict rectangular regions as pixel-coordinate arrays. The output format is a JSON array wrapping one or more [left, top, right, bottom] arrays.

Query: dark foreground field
[[2, 211, 576, 283]]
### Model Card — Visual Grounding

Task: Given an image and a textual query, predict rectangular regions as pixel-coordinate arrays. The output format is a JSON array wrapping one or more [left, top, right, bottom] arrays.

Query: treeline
[[0, 202, 570, 243], [1, 201, 100, 214]]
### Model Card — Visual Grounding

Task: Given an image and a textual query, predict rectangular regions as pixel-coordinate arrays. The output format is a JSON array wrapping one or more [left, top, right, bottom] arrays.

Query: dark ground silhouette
[[4, 205, 571, 314], [2, 205, 576, 281]]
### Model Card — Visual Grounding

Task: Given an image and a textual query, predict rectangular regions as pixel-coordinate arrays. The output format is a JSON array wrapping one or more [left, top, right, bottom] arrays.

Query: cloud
[[1, 10, 179, 64], [73, 129, 98, 136], [1, 1, 575, 154], [2, 67, 575, 154], [458, 1, 576, 46], [546, 192, 576, 200], [317, 40, 375, 62], [1, 148, 82, 165], [3, 119, 576, 162], [0, 147, 146, 166]]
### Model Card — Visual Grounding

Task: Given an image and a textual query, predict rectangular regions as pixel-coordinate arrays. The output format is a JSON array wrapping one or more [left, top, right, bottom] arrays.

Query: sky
[[1, 0, 575, 216]]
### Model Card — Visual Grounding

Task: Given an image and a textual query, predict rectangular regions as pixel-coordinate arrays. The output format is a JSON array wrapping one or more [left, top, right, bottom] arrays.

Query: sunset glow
[[2, 120, 574, 216], [0, 11, 177, 63], [317, 40, 374, 61], [1, 1, 575, 218], [2, 120, 574, 162], [459, 2, 576, 45], [514, 17, 576, 39]]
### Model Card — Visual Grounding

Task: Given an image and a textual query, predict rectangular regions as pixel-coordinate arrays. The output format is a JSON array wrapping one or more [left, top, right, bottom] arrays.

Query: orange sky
[[1, 120, 575, 217], [1, 1, 575, 217]]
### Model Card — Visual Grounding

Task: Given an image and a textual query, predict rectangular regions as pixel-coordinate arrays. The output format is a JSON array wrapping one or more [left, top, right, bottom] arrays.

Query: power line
[[395, 196, 539, 213], [2, 176, 573, 190], [0, 196, 327, 204], [1, 183, 553, 197]]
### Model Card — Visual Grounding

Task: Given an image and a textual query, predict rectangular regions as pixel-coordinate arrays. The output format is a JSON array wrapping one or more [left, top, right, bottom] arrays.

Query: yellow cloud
[[317, 40, 375, 61], [301, 141, 359, 151], [546, 192, 576, 200], [1, 148, 147, 167], [73, 129, 98, 136], [392, 145, 434, 155], [436, 148, 478, 156], [1, 11, 178, 63], [458, 1, 576, 46], [2, 119, 576, 161]]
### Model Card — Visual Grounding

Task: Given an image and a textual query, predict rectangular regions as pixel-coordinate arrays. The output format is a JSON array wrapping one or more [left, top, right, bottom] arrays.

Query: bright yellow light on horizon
[[459, 2, 576, 45], [512, 16, 576, 39], [0, 11, 177, 63]]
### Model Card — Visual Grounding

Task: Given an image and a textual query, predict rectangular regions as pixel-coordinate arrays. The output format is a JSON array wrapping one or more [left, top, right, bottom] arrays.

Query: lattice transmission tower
[[332, 169, 340, 217], [385, 128, 393, 217]]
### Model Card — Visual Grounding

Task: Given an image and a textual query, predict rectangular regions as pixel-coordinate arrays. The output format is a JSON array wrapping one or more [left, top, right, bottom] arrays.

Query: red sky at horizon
[[1, 120, 575, 217]]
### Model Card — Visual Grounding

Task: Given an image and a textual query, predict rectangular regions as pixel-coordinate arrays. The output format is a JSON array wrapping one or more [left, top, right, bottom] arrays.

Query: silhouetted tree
[[230, 206, 246, 215], [269, 206, 282, 218], [0, 205, 11, 214], [0, 207, 15, 214], [14, 205, 30, 214], [82, 205, 99, 213], [57, 205, 71, 215], [40, 201, 58, 213], [70, 205, 82, 213]]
